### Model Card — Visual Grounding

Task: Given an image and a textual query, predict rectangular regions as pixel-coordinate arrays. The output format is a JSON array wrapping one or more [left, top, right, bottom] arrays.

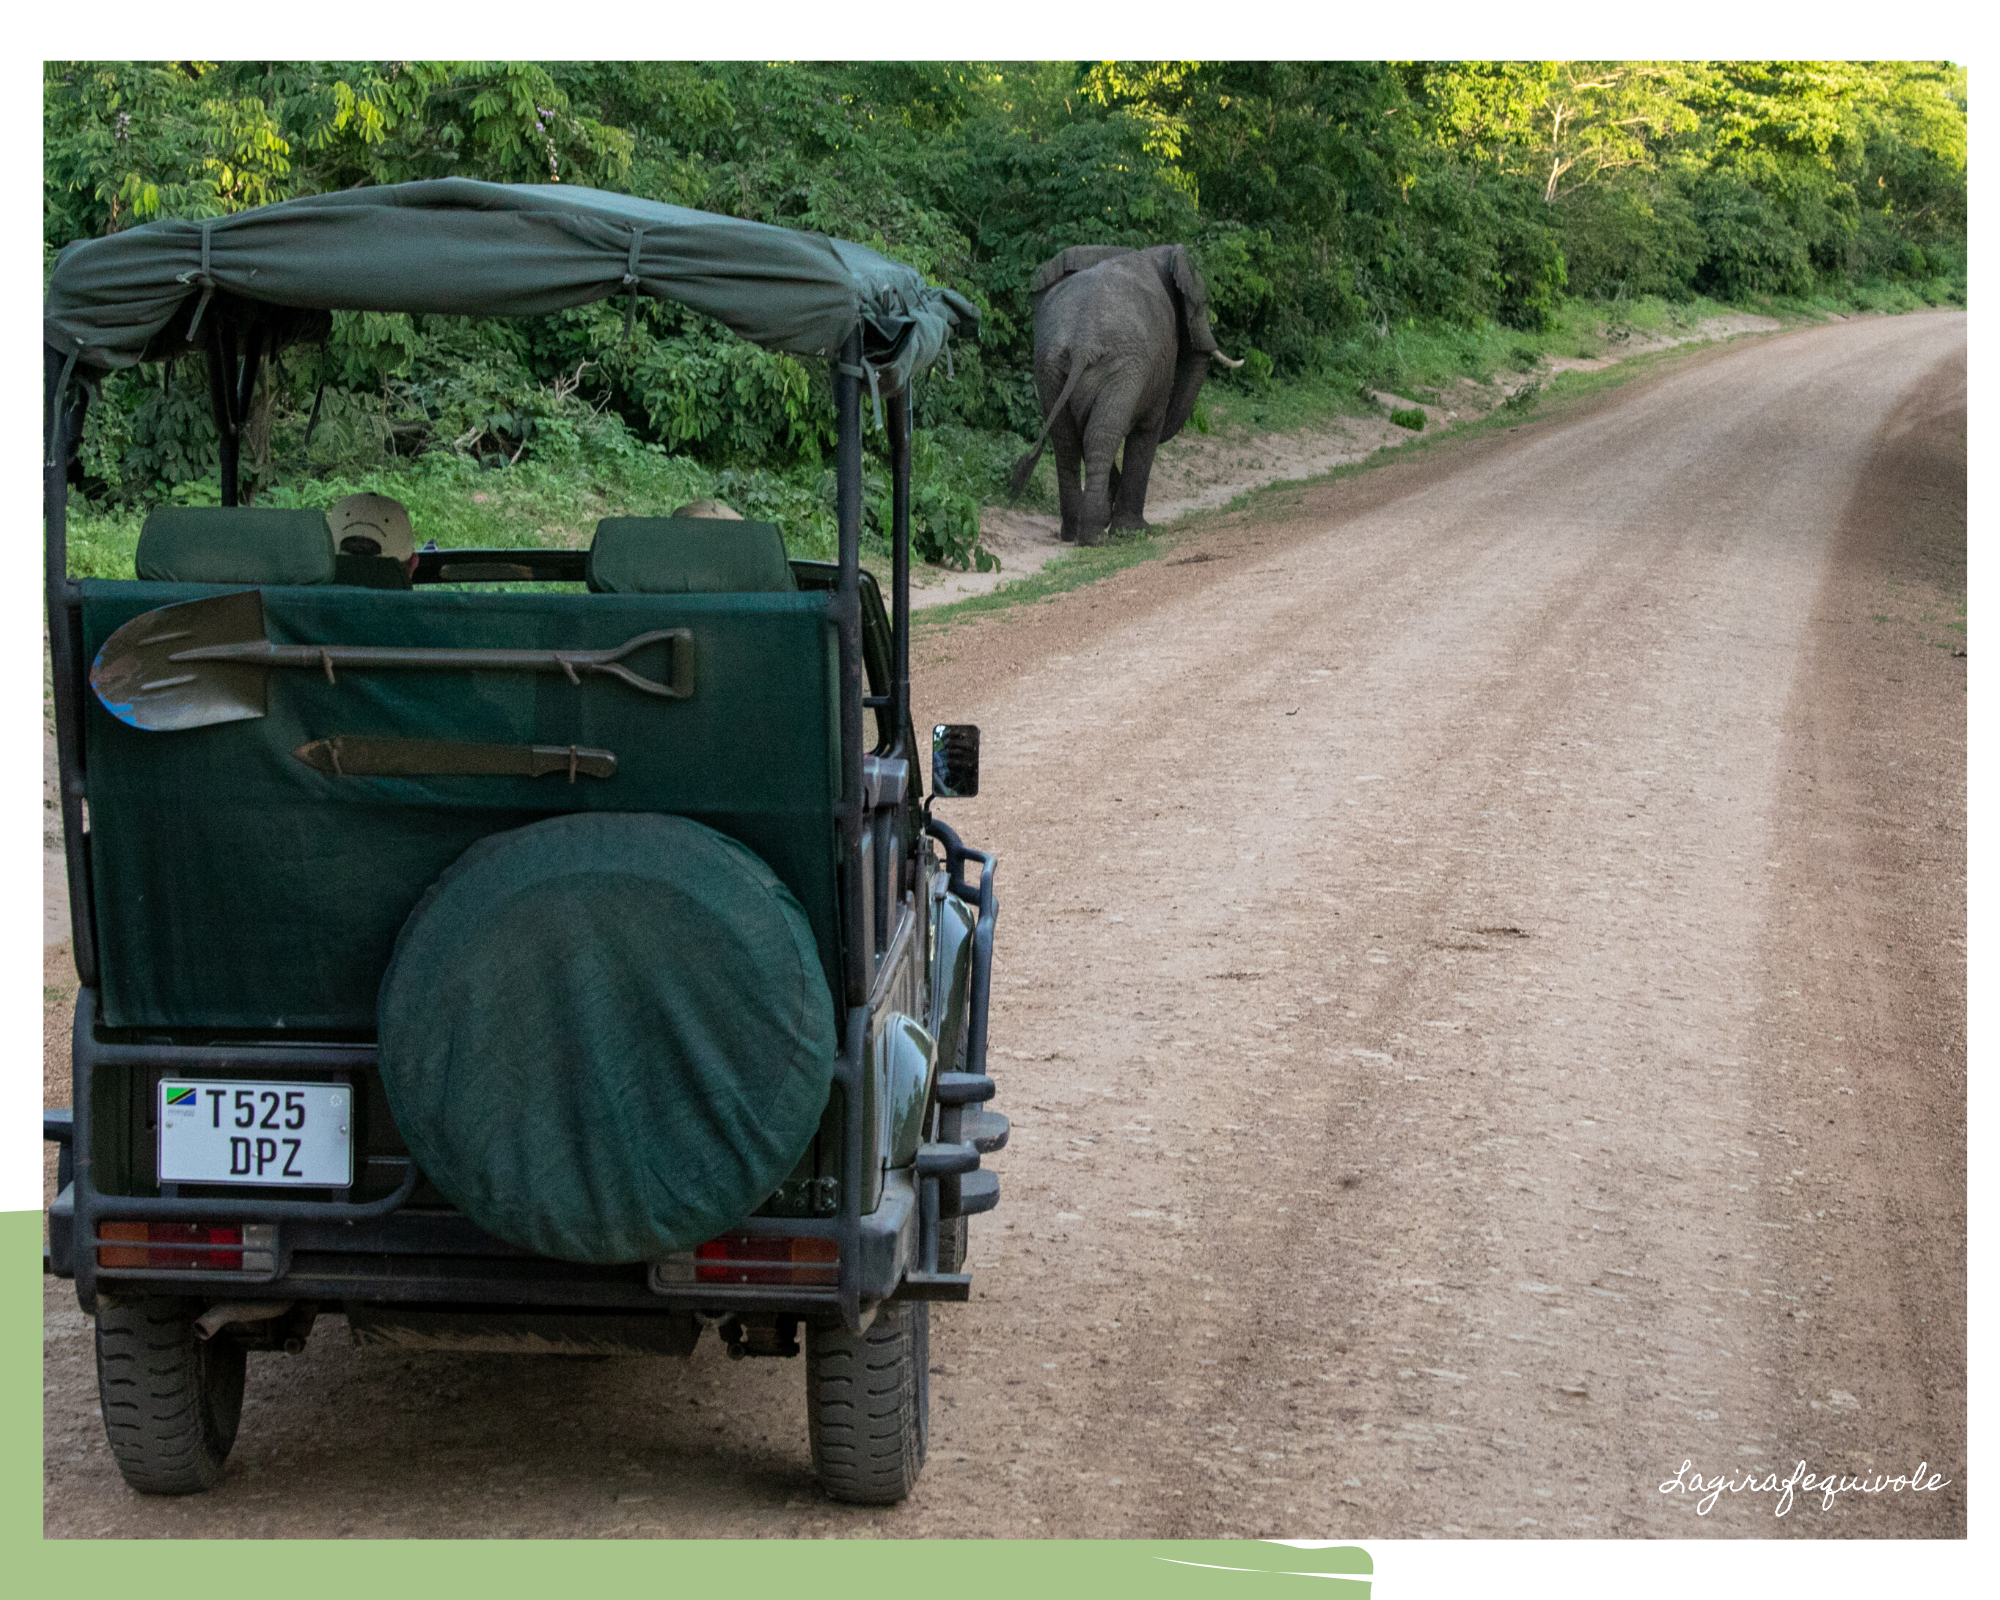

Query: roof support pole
[[833, 329, 868, 1008], [43, 343, 98, 983], [205, 321, 239, 506], [887, 388, 911, 761], [233, 324, 264, 492]]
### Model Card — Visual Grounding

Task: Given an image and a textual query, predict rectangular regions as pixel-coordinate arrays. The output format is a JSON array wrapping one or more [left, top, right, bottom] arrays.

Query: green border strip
[[9, 1214, 32, 1553]]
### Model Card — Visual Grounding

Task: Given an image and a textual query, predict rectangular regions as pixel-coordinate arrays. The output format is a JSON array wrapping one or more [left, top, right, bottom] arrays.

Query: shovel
[[90, 590, 695, 733]]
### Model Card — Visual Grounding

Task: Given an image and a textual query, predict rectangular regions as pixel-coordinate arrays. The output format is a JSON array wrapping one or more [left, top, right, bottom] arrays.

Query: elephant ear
[[1168, 246, 1222, 356], [1030, 244, 1135, 298], [1160, 246, 1220, 445]]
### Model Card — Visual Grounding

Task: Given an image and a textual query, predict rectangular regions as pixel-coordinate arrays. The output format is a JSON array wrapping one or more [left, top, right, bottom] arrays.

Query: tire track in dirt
[[1734, 345, 1966, 1533], [912, 312, 1965, 1538]]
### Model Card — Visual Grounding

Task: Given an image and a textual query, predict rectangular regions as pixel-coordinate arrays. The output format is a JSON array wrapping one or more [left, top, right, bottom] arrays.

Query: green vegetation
[[46, 61, 1965, 576], [1390, 408, 1427, 432]]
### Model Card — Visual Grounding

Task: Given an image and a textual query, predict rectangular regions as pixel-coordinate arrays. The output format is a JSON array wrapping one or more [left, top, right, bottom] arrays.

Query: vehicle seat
[[332, 552, 415, 590], [585, 517, 796, 594], [134, 507, 337, 586]]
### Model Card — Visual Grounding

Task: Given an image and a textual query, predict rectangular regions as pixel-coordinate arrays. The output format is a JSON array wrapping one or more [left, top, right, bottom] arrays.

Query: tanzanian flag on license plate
[[165, 1086, 196, 1107]]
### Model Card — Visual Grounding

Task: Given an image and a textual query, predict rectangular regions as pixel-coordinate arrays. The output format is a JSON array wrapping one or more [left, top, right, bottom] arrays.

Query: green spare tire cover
[[378, 812, 837, 1263]]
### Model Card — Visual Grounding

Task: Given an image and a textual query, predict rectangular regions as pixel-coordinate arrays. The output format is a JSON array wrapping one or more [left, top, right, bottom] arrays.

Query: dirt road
[[44, 312, 1965, 1538]]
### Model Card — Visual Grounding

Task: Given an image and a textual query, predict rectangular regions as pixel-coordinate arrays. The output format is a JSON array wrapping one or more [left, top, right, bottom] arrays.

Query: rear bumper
[[57, 1172, 920, 1319], [54, 1176, 916, 1312]]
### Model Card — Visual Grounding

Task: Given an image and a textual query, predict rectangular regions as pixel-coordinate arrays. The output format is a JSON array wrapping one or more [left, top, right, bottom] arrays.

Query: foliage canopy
[[46, 59, 1965, 549]]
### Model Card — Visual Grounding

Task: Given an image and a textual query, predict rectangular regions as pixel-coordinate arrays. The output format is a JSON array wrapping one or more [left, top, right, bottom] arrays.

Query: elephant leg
[[1108, 429, 1161, 532], [1051, 418, 1085, 543], [1077, 415, 1127, 547]]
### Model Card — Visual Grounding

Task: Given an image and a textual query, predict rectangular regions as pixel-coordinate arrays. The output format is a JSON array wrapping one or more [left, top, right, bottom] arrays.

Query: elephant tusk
[[1210, 350, 1245, 369]]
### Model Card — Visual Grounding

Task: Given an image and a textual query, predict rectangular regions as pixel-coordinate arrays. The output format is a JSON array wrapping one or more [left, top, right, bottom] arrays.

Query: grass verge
[[1196, 331, 1773, 532], [913, 528, 1173, 630]]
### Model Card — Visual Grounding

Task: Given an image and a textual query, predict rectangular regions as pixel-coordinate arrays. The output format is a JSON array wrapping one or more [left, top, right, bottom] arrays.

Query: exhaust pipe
[[194, 1300, 294, 1340]]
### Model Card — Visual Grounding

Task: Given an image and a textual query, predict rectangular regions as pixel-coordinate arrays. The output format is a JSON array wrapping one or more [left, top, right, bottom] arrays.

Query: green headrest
[[136, 507, 337, 586], [586, 517, 796, 594]]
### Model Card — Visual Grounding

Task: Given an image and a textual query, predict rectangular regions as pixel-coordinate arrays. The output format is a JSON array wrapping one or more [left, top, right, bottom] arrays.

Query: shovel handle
[[173, 628, 695, 698]]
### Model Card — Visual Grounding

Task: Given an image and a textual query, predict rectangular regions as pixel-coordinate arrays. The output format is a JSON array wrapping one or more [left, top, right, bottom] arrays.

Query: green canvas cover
[[587, 517, 795, 594], [377, 812, 837, 1263], [44, 179, 976, 397], [78, 581, 844, 1031], [135, 507, 336, 585]]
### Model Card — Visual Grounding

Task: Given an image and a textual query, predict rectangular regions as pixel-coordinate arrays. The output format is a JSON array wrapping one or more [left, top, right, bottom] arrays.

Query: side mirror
[[931, 724, 980, 798]]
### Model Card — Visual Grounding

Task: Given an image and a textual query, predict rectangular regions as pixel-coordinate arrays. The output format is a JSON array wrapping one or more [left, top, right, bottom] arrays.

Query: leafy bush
[[1390, 407, 1426, 431], [1691, 171, 1813, 299], [1558, 178, 1706, 299], [1231, 348, 1275, 389]]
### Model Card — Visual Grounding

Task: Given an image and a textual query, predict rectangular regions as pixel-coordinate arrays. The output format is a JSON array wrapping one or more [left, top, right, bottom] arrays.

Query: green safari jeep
[[42, 180, 1002, 1505]]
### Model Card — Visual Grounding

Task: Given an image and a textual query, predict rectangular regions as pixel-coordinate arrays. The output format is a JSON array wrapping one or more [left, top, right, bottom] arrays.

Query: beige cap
[[672, 499, 743, 520], [329, 493, 416, 561]]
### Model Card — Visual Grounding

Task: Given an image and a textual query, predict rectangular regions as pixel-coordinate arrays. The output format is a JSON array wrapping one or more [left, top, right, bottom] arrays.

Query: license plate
[[158, 1080, 353, 1187]]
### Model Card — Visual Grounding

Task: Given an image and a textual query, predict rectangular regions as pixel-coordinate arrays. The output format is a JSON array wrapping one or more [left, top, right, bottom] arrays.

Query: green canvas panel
[[377, 812, 837, 1263], [135, 507, 336, 586], [586, 517, 796, 595], [45, 179, 976, 397], [79, 581, 843, 1032]]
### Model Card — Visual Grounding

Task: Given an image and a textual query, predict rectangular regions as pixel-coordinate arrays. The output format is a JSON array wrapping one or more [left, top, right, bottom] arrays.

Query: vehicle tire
[[937, 1214, 970, 1275], [94, 1298, 246, 1495], [806, 1300, 929, 1503], [936, 1016, 973, 1276]]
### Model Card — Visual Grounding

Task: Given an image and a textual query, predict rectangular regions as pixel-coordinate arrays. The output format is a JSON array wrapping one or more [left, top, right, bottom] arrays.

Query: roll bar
[[831, 330, 917, 1006], [45, 345, 97, 983]]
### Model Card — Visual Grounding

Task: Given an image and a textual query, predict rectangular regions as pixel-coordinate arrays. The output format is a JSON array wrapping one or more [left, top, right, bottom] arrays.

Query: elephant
[[1009, 244, 1242, 546]]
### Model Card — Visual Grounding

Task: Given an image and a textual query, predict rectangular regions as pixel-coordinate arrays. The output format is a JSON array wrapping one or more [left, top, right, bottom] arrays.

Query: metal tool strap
[[181, 220, 217, 341], [836, 361, 884, 431], [622, 227, 646, 342]]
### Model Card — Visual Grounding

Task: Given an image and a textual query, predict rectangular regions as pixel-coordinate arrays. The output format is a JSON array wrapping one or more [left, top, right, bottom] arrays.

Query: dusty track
[[44, 313, 1965, 1538]]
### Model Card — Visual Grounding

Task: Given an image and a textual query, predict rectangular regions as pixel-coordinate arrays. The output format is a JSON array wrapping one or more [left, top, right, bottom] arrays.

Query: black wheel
[[806, 1300, 928, 1504], [935, 1017, 973, 1277], [94, 1298, 246, 1494], [937, 1214, 970, 1275]]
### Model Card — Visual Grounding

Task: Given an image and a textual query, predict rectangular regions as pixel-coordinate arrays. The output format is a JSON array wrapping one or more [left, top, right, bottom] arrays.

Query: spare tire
[[378, 813, 837, 1263]]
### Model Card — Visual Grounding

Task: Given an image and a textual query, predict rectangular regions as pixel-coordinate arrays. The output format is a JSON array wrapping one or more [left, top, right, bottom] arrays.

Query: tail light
[[97, 1222, 267, 1271], [692, 1234, 838, 1287]]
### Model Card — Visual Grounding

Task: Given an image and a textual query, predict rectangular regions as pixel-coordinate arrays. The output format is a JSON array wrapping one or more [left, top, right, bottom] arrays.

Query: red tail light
[[98, 1222, 243, 1270], [693, 1234, 838, 1286]]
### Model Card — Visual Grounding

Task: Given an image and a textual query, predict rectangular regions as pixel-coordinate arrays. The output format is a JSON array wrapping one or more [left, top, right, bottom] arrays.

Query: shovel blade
[[90, 590, 271, 732]]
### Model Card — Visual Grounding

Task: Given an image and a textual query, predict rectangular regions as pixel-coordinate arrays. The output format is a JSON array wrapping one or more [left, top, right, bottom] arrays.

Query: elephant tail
[[1008, 358, 1087, 501]]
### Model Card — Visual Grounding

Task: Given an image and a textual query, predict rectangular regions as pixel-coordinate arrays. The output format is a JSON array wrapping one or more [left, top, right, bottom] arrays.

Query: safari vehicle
[[42, 180, 1002, 1505]]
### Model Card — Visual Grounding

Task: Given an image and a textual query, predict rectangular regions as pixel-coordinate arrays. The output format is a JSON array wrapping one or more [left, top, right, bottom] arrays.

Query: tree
[[1417, 61, 1699, 204]]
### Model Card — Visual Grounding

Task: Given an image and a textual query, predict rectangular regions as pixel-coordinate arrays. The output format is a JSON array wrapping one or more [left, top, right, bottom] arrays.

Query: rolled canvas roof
[[44, 178, 976, 394]]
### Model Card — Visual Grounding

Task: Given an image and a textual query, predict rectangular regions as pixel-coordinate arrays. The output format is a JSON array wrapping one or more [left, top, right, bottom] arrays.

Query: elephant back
[[1029, 244, 1135, 300]]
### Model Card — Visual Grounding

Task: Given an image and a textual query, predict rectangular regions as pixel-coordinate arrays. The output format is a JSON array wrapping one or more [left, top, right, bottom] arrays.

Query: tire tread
[[94, 1299, 245, 1495], [806, 1300, 928, 1504]]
